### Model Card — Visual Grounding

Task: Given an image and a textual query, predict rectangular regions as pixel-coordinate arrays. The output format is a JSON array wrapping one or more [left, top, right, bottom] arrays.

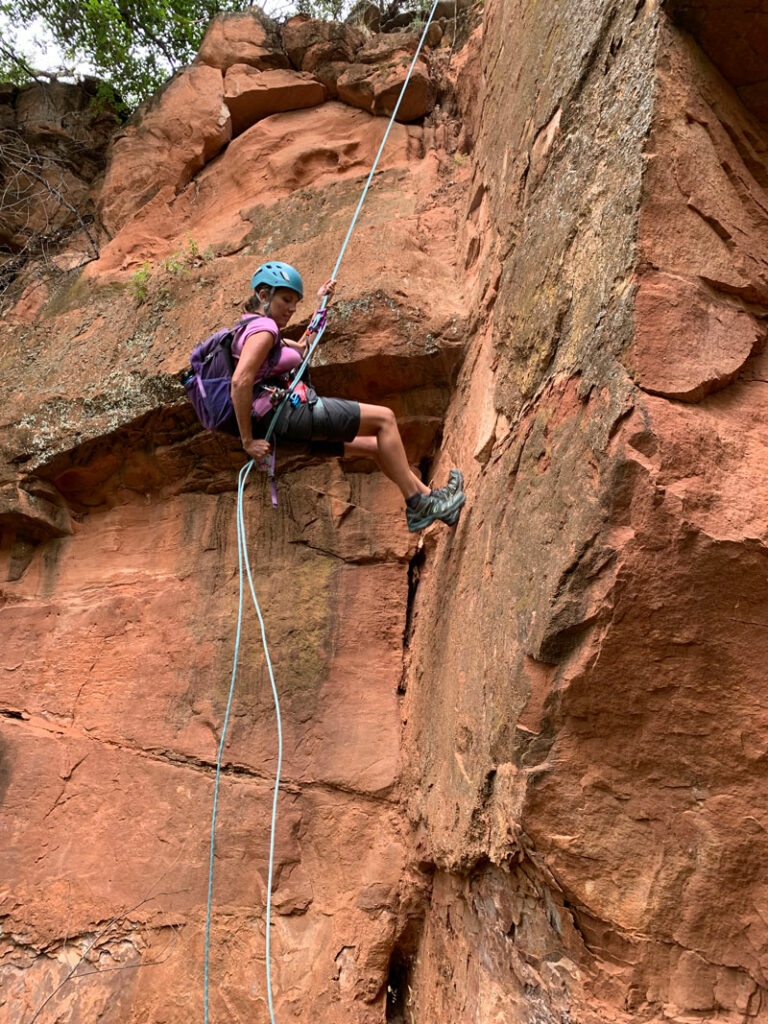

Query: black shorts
[[254, 397, 361, 456]]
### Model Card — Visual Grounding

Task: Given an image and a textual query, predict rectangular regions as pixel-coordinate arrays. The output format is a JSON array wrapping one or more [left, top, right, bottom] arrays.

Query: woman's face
[[264, 287, 300, 328]]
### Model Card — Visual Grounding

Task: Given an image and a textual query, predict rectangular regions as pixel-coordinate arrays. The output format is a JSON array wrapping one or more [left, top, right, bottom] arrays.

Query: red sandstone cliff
[[2, 2, 768, 1022]]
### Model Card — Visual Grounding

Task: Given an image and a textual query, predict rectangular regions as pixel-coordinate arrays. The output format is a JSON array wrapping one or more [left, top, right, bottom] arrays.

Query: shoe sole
[[407, 491, 466, 532]]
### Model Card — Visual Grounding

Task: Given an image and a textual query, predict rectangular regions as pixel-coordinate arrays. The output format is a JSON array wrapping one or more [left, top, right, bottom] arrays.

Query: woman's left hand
[[317, 278, 336, 304]]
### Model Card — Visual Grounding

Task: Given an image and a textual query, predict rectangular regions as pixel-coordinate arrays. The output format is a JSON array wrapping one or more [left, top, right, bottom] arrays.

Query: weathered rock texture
[[98, 64, 234, 237], [2, 1, 768, 1023], [195, 11, 290, 72], [0, 79, 115, 300], [403, 1, 768, 1022], [0, 14, 464, 1024], [223, 66, 328, 137]]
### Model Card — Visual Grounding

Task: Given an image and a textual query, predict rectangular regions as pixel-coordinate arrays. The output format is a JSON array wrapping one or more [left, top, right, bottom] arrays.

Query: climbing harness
[[204, 2, 441, 1020]]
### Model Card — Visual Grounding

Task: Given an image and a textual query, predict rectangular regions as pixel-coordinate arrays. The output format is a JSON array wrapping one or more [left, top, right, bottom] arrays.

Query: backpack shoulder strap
[[219, 329, 235, 376]]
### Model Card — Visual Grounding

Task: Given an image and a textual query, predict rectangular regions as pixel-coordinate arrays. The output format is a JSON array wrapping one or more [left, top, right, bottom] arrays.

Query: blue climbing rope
[[205, 2, 441, 1020], [265, 0, 441, 442], [240, 461, 284, 1024], [204, 461, 249, 1021], [204, 459, 283, 1023]]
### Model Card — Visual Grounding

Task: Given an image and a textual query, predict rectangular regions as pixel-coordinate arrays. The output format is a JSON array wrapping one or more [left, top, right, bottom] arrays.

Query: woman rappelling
[[221, 259, 466, 532]]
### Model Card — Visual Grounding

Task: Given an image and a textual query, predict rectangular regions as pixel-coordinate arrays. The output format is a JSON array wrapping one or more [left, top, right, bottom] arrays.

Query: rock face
[[91, 102, 429, 275], [282, 15, 434, 117], [402, 2, 768, 1022], [0, 79, 114, 286], [223, 66, 327, 136], [92, 13, 439, 252], [3, 2, 768, 1024], [98, 65, 233, 237], [0, 15, 463, 1024]]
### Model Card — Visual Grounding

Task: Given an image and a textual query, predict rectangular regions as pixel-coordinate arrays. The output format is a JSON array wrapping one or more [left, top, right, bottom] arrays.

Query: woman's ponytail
[[243, 290, 262, 314]]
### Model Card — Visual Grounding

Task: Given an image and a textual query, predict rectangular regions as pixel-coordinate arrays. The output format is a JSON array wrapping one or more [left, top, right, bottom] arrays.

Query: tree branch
[[2, 152, 99, 259], [26, 892, 184, 1024], [0, 39, 47, 84]]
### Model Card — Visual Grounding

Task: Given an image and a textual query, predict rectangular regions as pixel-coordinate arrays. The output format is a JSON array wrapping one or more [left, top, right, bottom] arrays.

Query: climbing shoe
[[430, 468, 464, 502], [405, 487, 466, 532], [430, 469, 464, 527]]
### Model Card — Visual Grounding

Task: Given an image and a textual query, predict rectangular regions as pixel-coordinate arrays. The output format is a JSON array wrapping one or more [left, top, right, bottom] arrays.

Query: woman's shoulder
[[231, 315, 280, 357], [236, 315, 280, 340]]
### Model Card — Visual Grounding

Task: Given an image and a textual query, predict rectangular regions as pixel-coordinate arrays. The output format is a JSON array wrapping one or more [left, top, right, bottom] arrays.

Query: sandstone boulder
[[337, 53, 433, 122], [195, 10, 288, 71], [354, 31, 422, 65], [97, 65, 232, 237], [625, 273, 765, 402], [281, 16, 364, 71], [281, 16, 365, 98], [334, 31, 435, 121], [224, 66, 327, 137]]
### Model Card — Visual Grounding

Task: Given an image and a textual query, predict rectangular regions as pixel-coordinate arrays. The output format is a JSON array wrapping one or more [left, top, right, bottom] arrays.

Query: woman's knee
[[358, 403, 396, 433]]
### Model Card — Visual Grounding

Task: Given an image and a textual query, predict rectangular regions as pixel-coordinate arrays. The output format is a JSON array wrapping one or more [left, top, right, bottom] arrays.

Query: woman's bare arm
[[231, 330, 274, 459], [282, 333, 308, 355]]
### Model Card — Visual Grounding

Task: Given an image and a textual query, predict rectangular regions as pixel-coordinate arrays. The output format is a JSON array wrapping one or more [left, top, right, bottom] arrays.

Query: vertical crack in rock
[[383, 905, 428, 1024], [402, 545, 426, 655]]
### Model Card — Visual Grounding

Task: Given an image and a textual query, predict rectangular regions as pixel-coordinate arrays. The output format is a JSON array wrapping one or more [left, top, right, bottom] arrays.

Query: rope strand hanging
[[204, 4, 441, 1021]]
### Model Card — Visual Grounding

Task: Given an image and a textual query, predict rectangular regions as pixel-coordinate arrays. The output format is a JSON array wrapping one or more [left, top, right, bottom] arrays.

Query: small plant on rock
[[162, 236, 206, 276], [131, 262, 151, 304]]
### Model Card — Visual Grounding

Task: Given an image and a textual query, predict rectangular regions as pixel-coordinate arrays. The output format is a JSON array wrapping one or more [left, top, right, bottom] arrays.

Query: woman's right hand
[[242, 438, 271, 461], [317, 277, 336, 304]]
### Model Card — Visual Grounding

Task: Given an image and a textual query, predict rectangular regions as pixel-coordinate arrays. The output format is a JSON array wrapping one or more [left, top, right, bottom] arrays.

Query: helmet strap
[[258, 285, 274, 315]]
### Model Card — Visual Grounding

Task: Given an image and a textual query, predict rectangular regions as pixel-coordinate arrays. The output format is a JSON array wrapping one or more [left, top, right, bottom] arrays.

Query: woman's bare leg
[[344, 436, 427, 496], [347, 405, 429, 499]]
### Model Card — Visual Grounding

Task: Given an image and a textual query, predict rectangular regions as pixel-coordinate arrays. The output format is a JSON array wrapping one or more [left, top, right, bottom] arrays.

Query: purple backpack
[[184, 317, 281, 432], [184, 326, 238, 431]]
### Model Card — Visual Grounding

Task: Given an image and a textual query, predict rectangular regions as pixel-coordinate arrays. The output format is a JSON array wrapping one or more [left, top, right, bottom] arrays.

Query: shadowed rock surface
[[2, 2, 768, 1022]]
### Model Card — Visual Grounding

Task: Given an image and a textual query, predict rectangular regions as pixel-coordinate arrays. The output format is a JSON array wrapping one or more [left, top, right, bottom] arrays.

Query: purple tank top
[[231, 315, 302, 417]]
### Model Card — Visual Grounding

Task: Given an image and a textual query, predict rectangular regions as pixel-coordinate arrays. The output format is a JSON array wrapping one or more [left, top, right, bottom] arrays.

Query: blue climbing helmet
[[251, 261, 303, 299]]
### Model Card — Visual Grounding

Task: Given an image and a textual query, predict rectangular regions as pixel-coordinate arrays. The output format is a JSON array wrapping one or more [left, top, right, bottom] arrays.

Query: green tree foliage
[[0, 0, 246, 106], [295, 0, 348, 21], [295, 0, 424, 25]]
